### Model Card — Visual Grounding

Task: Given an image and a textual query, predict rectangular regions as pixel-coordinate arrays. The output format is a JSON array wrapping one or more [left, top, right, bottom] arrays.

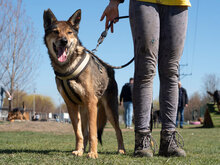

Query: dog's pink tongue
[[58, 48, 67, 62]]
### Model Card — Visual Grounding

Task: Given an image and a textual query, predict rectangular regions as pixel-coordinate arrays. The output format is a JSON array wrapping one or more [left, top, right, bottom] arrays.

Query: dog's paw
[[72, 150, 83, 156], [87, 152, 98, 159], [118, 149, 125, 154]]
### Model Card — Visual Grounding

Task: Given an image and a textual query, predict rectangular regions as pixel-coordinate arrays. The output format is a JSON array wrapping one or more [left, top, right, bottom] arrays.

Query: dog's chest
[[55, 56, 110, 105], [56, 78, 84, 105]]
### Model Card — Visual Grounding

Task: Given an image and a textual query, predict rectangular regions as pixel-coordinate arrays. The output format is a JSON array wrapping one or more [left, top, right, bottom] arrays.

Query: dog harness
[[55, 53, 90, 105]]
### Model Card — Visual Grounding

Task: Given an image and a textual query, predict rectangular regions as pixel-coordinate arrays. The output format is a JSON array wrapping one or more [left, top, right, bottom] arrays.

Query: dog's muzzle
[[53, 38, 69, 63]]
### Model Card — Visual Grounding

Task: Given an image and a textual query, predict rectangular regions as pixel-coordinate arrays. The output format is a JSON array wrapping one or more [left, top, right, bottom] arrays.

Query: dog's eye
[[68, 31, 73, 35], [53, 30, 59, 34]]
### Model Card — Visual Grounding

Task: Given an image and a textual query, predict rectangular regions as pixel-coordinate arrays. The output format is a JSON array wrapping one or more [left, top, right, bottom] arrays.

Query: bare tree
[[185, 92, 202, 121], [0, 0, 40, 108]]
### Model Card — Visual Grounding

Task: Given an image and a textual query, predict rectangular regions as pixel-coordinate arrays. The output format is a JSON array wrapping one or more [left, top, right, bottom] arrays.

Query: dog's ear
[[68, 9, 81, 32], [43, 9, 57, 30]]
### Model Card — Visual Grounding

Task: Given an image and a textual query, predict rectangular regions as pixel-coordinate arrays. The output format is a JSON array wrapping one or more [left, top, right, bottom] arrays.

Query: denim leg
[[123, 102, 129, 127], [0, 98, 3, 110], [180, 107, 184, 127], [128, 102, 133, 127]]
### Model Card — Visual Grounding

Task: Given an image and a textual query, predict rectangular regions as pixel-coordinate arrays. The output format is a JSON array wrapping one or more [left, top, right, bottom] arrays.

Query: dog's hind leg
[[97, 103, 107, 145], [103, 97, 125, 154], [67, 105, 84, 156]]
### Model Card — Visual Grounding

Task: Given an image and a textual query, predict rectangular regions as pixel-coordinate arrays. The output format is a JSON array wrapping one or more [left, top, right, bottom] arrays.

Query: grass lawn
[[0, 123, 219, 165], [1, 108, 220, 165]]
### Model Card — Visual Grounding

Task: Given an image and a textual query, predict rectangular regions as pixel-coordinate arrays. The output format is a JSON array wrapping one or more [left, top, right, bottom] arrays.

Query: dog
[[43, 9, 125, 158], [8, 108, 30, 122], [207, 90, 220, 111]]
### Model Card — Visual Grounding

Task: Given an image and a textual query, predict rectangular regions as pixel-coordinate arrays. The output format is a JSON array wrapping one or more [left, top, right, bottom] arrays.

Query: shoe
[[134, 131, 156, 157], [159, 130, 186, 157], [128, 126, 133, 129]]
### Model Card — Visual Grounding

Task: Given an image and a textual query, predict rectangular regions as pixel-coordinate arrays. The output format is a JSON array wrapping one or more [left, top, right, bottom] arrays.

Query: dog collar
[[55, 53, 90, 80]]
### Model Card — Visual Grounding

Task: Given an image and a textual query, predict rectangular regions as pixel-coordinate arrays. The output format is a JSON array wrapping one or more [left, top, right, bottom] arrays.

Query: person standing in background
[[120, 78, 134, 129], [176, 81, 188, 128]]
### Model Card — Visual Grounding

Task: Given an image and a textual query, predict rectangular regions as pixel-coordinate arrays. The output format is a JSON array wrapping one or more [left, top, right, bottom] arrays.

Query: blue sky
[[21, 0, 220, 106]]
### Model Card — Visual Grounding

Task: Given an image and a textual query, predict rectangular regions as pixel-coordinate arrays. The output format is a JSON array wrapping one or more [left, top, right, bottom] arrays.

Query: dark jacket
[[178, 87, 188, 108], [120, 83, 133, 103]]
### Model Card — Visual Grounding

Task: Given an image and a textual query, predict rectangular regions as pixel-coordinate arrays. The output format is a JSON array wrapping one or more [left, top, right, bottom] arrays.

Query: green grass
[[0, 124, 220, 165]]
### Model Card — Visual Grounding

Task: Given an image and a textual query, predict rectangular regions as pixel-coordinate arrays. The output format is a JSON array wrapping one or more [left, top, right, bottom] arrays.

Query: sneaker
[[159, 130, 186, 157], [134, 131, 157, 157], [180, 126, 183, 129], [128, 126, 133, 129]]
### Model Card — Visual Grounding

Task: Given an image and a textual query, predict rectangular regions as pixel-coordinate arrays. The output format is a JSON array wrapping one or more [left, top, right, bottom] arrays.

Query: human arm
[[0, 85, 12, 100], [100, 0, 124, 33], [119, 85, 125, 105]]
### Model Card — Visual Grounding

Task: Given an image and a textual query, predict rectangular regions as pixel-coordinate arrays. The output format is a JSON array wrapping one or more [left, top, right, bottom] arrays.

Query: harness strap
[[60, 79, 82, 104]]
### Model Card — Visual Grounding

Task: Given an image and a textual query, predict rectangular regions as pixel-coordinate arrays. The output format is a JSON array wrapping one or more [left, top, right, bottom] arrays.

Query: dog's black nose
[[60, 37, 68, 46]]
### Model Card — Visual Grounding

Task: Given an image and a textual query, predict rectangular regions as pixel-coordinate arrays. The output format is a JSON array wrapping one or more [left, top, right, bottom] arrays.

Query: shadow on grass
[[98, 151, 122, 156], [0, 149, 71, 155], [187, 125, 220, 129], [0, 149, 125, 156]]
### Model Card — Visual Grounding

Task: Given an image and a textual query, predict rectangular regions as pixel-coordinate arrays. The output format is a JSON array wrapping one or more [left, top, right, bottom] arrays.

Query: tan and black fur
[[43, 9, 125, 158]]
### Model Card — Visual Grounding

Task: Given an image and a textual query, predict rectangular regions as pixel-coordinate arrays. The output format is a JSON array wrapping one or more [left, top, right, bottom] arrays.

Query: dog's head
[[43, 9, 81, 65]]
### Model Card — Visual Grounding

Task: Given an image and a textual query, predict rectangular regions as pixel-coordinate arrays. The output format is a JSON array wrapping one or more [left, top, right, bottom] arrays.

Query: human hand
[[100, 0, 120, 33], [8, 95, 12, 101]]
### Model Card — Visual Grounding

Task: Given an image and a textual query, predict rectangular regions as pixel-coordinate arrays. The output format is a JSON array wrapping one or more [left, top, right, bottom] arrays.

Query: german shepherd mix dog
[[43, 9, 125, 158]]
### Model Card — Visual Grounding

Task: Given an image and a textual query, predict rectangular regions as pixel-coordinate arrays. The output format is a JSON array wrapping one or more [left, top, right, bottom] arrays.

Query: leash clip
[[92, 29, 108, 52], [92, 16, 129, 53]]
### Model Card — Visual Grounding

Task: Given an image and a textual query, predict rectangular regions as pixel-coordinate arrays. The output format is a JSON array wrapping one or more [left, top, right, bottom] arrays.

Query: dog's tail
[[97, 106, 107, 145]]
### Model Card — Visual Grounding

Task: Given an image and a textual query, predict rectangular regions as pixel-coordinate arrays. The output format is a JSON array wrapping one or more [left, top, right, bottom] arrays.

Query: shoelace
[[168, 131, 184, 150], [142, 134, 158, 154]]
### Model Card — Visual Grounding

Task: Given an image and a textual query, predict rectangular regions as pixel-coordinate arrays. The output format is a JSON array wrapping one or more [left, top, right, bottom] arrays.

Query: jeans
[[129, 0, 188, 131], [123, 102, 133, 127], [176, 107, 184, 127], [0, 98, 3, 110]]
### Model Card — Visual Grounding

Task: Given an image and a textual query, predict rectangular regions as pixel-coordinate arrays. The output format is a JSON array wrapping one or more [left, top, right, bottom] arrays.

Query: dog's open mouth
[[53, 43, 68, 63]]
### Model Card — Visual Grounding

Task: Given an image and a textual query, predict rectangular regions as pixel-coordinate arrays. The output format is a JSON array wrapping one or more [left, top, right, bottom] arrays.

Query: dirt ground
[[0, 121, 124, 134], [0, 121, 74, 134]]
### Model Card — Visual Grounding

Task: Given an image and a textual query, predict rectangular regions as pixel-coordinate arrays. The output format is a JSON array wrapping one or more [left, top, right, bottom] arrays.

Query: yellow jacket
[[137, 0, 191, 6]]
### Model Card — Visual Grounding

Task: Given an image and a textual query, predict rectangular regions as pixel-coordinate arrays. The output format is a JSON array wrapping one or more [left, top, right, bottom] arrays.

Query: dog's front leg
[[87, 97, 98, 159], [67, 105, 84, 156]]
